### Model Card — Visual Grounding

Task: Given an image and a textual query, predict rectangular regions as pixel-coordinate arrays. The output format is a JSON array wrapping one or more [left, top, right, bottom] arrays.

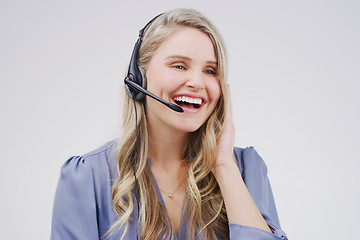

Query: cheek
[[208, 79, 221, 103], [146, 67, 180, 92]]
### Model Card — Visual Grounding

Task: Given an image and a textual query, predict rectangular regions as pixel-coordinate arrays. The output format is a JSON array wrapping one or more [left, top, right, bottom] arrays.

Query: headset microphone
[[124, 78, 184, 112]]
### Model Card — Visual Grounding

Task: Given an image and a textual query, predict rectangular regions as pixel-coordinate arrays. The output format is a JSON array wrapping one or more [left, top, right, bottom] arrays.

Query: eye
[[205, 69, 217, 75], [173, 65, 186, 70]]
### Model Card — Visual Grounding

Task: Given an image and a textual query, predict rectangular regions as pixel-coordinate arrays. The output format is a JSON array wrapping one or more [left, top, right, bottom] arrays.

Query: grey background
[[1, 0, 359, 239]]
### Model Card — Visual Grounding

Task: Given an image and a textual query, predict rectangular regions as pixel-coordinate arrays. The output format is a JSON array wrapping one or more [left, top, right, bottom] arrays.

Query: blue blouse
[[51, 140, 288, 239]]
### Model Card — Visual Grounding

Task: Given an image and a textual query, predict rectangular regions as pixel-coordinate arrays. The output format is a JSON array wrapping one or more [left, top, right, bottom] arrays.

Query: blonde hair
[[111, 8, 229, 239]]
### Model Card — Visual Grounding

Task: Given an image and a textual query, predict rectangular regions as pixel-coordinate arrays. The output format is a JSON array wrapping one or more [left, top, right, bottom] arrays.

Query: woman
[[51, 9, 288, 240]]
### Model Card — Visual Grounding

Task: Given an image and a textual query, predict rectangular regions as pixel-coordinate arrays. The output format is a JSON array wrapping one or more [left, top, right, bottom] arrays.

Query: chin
[[185, 127, 202, 133], [174, 122, 204, 133]]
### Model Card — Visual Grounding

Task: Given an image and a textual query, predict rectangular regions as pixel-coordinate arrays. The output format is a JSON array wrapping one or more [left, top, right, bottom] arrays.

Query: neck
[[147, 122, 189, 169]]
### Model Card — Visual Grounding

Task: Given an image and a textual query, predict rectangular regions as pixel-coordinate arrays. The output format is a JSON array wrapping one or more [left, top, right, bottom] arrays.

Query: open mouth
[[173, 96, 203, 109]]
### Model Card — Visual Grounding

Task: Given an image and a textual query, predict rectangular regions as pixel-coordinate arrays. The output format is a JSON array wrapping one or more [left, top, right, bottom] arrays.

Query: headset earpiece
[[125, 38, 147, 101], [124, 13, 163, 101]]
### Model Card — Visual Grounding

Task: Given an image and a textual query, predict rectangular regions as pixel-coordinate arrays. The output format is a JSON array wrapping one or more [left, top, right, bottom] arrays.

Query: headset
[[124, 14, 183, 113]]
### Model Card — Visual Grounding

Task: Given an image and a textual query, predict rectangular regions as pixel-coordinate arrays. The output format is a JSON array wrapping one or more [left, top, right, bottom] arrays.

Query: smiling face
[[145, 27, 221, 134]]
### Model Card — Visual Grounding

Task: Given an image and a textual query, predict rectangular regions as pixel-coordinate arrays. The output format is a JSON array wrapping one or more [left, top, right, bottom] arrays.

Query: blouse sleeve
[[228, 147, 288, 240], [51, 156, 100, 240]]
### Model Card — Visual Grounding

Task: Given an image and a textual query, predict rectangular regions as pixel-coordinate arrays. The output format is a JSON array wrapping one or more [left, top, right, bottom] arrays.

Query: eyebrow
[[166, 55, 218, 65]]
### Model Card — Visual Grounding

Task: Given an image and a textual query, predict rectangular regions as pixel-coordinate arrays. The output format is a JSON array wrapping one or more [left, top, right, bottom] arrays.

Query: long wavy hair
[[110, 9, 229, 239]]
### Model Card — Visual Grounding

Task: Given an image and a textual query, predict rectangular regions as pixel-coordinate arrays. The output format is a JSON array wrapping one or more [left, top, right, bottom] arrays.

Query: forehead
[[154, 27, 217, 62]]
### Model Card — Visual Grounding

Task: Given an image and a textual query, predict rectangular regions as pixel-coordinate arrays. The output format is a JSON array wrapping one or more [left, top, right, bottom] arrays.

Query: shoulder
[[82, 139, 118, 162], [54, 140, 118, 212], [233, 146, 268, 178], [59, 140, 118, 181], [52, 140, 119, 239]]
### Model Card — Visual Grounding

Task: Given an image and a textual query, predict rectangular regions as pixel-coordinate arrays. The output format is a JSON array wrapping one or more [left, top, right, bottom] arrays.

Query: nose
[[185, 72, 205, 90]]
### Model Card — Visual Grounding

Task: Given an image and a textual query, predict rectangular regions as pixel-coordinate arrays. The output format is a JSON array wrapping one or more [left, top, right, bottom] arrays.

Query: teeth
[[174, 96, 202, 105]]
